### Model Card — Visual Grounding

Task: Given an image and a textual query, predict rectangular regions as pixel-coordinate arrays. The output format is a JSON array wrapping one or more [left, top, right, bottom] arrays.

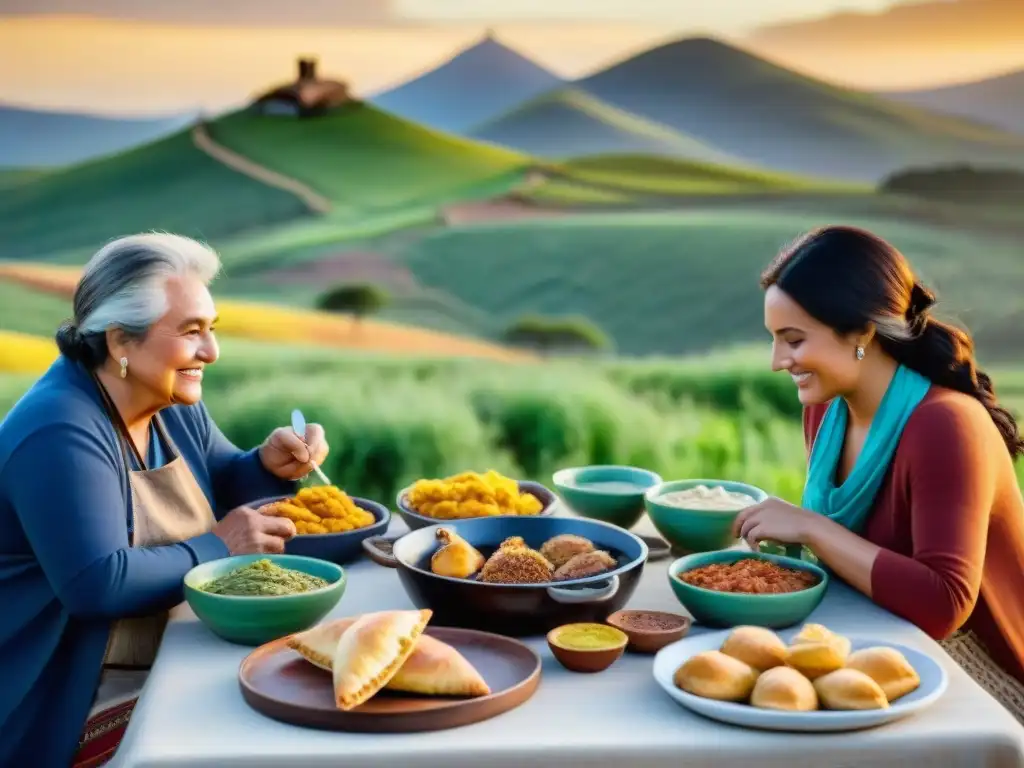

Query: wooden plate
[[238, 626, 542, 732]]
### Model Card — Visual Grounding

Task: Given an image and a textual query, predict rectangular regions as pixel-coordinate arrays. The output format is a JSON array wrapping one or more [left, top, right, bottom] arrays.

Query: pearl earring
[[120, 357, 128, 378], [855, 346, 865, 361]]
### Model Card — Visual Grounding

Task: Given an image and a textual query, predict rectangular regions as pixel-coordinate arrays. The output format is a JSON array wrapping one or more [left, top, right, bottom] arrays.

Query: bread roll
[[791, 623, 833, 645], [673, 650, 758, 702], [750, 666, 819, 712], [846, 646, 920, 702], [784, 641, 848, 680], [813, 668, 889, 711], [720, 626, 787, 671], [791, 623, 852, 658]]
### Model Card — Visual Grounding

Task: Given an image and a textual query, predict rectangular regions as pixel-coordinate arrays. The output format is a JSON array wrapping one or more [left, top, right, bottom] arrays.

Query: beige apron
[[86, 375, 217, 720]]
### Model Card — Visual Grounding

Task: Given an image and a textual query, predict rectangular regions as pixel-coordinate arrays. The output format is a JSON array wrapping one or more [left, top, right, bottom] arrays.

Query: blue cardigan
[[0, 357, 294, 766]]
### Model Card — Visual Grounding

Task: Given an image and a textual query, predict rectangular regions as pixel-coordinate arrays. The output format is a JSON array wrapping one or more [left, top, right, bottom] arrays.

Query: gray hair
[[56, 233, 221, 367]]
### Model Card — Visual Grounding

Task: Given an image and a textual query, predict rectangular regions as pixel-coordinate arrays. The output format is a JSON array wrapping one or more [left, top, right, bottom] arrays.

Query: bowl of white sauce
[[644, 479, 767, 554]]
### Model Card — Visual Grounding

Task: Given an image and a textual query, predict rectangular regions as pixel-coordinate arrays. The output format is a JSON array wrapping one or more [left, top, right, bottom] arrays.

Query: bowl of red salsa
[[667, 549, 828, 629]]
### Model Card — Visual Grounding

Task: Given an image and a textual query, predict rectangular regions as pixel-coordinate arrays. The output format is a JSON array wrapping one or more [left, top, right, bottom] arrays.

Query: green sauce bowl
[[184, 554, 346, 646], [667, 549, 829, 629]]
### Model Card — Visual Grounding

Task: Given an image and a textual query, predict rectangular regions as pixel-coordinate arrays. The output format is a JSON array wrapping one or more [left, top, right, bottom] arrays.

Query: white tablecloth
[[111, 515, 1024, 768]]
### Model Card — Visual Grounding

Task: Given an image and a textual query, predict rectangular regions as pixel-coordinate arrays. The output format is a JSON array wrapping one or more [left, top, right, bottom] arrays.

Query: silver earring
[[120, 357, 128, 378], [855, 346, 865, 361]]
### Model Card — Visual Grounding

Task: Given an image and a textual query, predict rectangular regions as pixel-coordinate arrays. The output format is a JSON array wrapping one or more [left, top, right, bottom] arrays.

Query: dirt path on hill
[[191, 121, 332, 214]]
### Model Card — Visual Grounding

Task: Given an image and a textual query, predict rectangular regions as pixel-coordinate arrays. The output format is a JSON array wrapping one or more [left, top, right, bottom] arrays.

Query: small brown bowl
[[605, 609, 691, 654], [546, 623, 628, 673]]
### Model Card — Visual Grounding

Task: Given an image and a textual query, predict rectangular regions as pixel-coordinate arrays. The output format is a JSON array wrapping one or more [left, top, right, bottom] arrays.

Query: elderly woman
[[736, 225, 1024, 723], [0, 234, 330, 766]]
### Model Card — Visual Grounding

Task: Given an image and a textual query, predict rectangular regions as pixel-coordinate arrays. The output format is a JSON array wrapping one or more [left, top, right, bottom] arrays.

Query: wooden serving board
[[238, 626, 542, 733]]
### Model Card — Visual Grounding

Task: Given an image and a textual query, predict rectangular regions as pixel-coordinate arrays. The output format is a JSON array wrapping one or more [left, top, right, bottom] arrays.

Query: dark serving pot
[[371, 515, 648, 637], [394, 480, 558, 531], [250, 494, 391, 565]]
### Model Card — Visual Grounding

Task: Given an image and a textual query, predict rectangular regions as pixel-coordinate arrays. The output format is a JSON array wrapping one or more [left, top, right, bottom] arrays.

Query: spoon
[[290, 408, 332, 486]]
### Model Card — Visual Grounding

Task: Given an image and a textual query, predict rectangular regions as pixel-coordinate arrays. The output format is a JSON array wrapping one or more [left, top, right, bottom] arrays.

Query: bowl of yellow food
[[253, 485, 390, 565], [396, 470, 557, 531], [547, 622, 629, 673]]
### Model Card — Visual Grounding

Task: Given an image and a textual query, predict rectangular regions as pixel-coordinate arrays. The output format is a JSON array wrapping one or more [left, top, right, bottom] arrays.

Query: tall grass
[[0, 341, 810, 504], [4, 341, 1021, 504]]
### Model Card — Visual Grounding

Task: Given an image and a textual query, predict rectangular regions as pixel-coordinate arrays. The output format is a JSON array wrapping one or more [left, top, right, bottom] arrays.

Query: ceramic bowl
[[251, 494, 391, 565], [552, 465, 663, 530], [644, 479, 768, 553], [395, 480, 558, 531], [667, 550, 828, 629], [184, 554, 346, 646], [547, 623, 629, 673], [605, 609, 691, 654]]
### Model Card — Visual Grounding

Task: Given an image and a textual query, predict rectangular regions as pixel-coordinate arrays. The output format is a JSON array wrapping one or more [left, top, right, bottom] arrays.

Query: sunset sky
[[1, 0, 1021, 115]]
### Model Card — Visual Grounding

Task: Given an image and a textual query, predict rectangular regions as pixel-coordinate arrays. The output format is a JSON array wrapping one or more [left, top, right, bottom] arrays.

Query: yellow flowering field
[[0, 263, 530, 362], [0, 330, 58, 373]]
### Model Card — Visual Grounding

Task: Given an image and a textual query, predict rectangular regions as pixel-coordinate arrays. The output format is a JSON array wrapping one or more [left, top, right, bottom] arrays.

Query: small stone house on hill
[[252, 58, 354, 117]]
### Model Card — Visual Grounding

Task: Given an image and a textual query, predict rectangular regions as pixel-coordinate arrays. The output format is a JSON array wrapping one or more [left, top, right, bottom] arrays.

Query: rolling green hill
[[394, 206, 1024, 358], [575, 37, 1024, 182], [0, 129, 310, 260], [205, 105, 534, 213], [552, 154, 850, 196], [470, 89, 742, 164]]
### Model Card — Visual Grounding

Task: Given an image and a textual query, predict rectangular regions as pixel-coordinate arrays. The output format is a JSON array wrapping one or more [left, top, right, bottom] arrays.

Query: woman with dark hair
[[735, 225, 1024, 722], [0, 233, 331, 766]]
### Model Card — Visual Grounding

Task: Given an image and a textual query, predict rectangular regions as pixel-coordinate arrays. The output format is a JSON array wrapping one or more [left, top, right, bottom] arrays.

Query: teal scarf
[[801, 364, 931, 535]]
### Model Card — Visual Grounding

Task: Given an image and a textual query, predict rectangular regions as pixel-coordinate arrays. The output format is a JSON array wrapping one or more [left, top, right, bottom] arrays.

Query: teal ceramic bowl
[[667, 550, 829, 629], [644, 479, 767, 553], [552, 465, 663, 529], [184, 554, 346, 646]]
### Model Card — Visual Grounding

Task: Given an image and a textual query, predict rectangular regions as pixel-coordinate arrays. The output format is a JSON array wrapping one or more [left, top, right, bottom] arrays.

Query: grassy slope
[[206, 105, 534, 213], [576, 38, 1024, 182], [0, 267, 531, 363], [0, 129, 309, 260], [470, 88, 741, 164], [554, 154, 853, 195], [395, 205, 1024, 358]]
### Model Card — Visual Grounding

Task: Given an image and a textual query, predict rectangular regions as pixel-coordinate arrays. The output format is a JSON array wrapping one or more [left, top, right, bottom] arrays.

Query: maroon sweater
[[804, 386, 1024, 682]]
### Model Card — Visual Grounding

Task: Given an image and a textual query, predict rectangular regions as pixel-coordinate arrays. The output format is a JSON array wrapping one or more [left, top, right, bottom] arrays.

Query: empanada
[[814, 668, 889, 711], [720, 626, 787, 671], [784, 641, 848, 680], [750, 666, 818, 712], [387, 633, 490, 697], [288, 613, 490, 700], [845, 646, 920, 702], [332, 609, 432, 710], [673, 650, 758, 702]]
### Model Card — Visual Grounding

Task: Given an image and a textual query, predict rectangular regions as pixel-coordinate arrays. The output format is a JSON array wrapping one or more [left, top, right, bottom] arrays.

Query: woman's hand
[[259, 423, 330, 481], [212, 506, 297, 555], [732, 497, 822, 552]]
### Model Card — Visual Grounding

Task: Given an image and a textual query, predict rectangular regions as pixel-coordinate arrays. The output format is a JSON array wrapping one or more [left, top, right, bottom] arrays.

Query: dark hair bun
[[55, 320, 108, 368], [55, 320, 85, 359]]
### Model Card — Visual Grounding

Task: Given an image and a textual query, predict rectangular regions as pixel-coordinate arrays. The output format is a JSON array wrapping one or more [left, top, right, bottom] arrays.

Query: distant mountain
[[573, 36, 1024, 182], [881, 69, 1024, 136], [0, 103, 196, 168], [369, 33, 563, 135], [471, 88, 740, 164]]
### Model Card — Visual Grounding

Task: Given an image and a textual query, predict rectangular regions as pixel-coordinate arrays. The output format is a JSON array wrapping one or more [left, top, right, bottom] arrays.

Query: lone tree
[[502, 314, 612, 355], [316, 283, 389, 331]]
